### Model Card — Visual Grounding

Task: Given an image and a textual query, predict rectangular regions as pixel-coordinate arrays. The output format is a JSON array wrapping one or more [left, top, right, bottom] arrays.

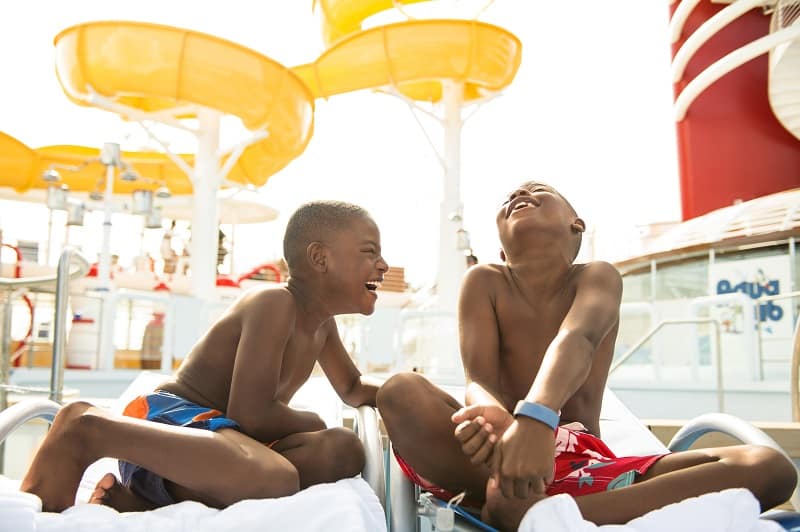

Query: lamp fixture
[[121, 170, 139, 182], [42, 168, 61, 182], [66, 200, 86, 226], [46, 184, 69, 211], [132, 189, 154, 215], [145, 206, 163, 229]]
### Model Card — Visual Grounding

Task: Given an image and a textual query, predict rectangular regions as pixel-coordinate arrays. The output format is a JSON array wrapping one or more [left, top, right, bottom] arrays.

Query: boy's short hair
[[517, 181, 583, 262], [283, 200, 371, 270]]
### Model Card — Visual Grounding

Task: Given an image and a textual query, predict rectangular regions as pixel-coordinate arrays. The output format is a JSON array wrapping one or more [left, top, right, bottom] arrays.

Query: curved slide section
[[0, 132, 283, 195], [52, 21, 315, 187], [0, 132, 36, 192], [316, 0, 430, 46], [292, 19, 521, 103]]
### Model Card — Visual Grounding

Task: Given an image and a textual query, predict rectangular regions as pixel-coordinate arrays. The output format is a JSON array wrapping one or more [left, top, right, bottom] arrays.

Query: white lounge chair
[[360, 386, 800, 532], [0, 371, 388, 532]]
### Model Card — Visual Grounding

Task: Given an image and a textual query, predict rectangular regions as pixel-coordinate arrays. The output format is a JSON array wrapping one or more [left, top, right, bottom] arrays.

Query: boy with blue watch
[[379, 181, 796, 531]]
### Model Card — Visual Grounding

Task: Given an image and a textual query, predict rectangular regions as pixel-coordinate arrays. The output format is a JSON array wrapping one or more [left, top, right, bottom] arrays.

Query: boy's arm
[[525, 262, 621, 415], [318, 319, 380, 408], [227, 291, 325, 442], [459, 266, 505, 408], [496, 261, 622, 498]]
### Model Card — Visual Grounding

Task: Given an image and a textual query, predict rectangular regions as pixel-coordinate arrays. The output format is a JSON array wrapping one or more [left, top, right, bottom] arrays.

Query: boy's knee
[[755, 446, 797, 496], [256, 460, 300, 499], [735, 445, 797, 503], [377, 372, 426, 415], [325, 428, 365, 477]]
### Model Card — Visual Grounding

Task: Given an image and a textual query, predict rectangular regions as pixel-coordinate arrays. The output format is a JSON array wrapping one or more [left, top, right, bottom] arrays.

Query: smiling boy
[[379, 182, 796, 529], [22, 200, 389, 512]]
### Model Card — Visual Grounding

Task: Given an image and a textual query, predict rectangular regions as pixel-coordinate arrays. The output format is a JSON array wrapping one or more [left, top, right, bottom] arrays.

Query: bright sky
[[0, 1, 681, 287]]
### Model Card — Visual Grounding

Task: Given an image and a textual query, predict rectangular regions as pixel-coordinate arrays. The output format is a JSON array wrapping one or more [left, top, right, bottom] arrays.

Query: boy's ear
[[306, 242, 327, 272], [499, 249, 506, 262], [571, 217, 586, 234]]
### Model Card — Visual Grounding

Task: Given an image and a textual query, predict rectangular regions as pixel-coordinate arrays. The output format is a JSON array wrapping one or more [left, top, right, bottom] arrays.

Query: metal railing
[[0, 247, 89, 408], [610, 318, 724, 412], [0, 247, 88, 473], [754, 290, 800, 379]]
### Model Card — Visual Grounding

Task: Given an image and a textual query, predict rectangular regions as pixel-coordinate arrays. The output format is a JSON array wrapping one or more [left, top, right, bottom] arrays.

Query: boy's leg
[[271, 427, 365, 488], [22, 401, 299, 512], [484, 445, 797, 529], [163, 427, 366, 507], [378, 372, 490, 499]]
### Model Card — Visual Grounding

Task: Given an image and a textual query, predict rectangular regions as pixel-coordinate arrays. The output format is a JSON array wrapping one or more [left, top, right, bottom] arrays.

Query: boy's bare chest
[[496, 294, 570, 363], [275, 334, 324, 399]]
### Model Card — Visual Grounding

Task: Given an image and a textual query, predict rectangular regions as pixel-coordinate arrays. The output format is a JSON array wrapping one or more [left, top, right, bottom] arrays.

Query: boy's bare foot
[[89, 473, 156, 512], [20, 401, 99, 512], [481, 477, 547, 532]]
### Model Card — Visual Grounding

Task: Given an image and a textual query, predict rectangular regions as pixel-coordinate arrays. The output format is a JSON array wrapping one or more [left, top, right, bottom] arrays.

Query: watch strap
[[513, 400, 559, 431]]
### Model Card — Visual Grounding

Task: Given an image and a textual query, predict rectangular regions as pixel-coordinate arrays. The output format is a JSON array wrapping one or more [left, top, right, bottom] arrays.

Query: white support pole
[[97, 143, 119, 290], [190, 109, 222, 301], [96, 143, 120, 369], [45, 208, 54, 266], [435, 81, 466, 312]]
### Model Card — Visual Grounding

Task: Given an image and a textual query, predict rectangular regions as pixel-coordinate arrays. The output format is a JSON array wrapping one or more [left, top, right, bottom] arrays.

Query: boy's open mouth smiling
[[365, 279, 382, 293], [507, 197, 538, 217]]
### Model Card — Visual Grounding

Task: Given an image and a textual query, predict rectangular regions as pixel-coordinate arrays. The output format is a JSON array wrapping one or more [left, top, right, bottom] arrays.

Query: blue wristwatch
[[513, 400, 560, 431]]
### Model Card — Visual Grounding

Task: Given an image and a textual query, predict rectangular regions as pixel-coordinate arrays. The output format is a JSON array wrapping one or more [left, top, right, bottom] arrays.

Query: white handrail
[[610, 318, 724, 412], [689, 292, 759, 379], [354, 406, 386, 509], [668, 412, 800, 510], [675, 24, 800, 120], [670, 0, 705, 44]]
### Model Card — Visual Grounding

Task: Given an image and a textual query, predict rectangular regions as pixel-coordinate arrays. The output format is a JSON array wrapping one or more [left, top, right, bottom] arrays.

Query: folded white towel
[[518, 488, 782, 532]]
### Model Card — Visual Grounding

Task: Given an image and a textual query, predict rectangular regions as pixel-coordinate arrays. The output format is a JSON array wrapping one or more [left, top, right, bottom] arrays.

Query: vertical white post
[[435, 80, 466, 312], [45, 209, 54, 266], [96, 143, 119, 369], [97, 159, 116, 289], [190, 109, 222, 301]]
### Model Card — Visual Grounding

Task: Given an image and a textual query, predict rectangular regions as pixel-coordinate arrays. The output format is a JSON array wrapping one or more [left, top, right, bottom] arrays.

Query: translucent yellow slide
[[0, 21, 315, 194], [1, 4, 521, 192], [296, 0, 522, 102], [0, 133, 195, 194]]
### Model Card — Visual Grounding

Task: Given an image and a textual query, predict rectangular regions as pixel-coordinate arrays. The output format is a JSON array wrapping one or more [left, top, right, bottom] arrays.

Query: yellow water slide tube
[[0, 133, 194, 194], [295, 0, 522, 103], [44, 21, 314, 191]]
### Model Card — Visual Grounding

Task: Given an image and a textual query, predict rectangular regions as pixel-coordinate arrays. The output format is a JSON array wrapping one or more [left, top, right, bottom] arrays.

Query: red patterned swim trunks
[[395, 423, 667, 501]]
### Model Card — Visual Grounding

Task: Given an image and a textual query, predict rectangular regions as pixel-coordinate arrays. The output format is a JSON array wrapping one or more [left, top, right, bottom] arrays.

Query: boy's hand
[[452, 404, 513, 465], [492, 417, 555, 499]]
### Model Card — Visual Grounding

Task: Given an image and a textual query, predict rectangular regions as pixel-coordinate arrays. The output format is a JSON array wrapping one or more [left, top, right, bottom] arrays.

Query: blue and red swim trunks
[[118, 390, 240, 507]]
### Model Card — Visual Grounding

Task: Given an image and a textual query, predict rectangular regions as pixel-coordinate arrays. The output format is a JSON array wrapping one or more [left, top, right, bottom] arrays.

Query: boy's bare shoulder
[[233, 284, 297, 316], [461, 263, 507, 297], [571, 262, 622, 300], [573, 260, 621, 284], [463, 263, 507, 284]]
